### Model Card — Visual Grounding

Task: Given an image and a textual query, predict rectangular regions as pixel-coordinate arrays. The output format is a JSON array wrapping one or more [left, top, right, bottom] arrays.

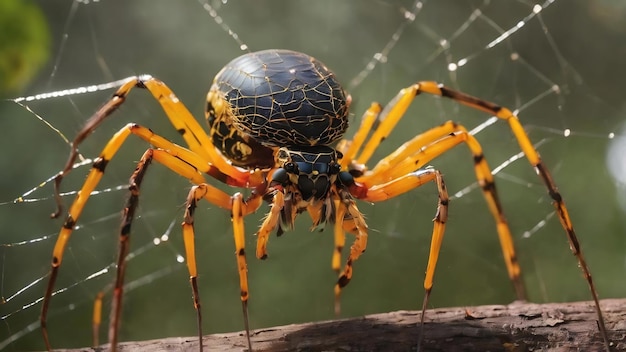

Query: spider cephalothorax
[[266, 145, 355, 235], [272, 146, 345, 200], [41, 49, 609, 352]]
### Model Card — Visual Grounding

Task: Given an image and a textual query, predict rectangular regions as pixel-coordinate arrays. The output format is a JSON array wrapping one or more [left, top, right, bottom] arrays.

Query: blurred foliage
[[0, 0, 50, 95]]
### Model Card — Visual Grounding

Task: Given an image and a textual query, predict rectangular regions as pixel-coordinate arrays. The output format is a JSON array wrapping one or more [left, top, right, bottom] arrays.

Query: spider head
[[271, 146, 343, 200]]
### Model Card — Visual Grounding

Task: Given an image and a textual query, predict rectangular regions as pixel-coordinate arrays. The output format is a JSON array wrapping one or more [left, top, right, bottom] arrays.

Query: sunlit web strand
[[451, 84, 560, 201], [417, 6, 483, 76], [7, 159, 129, 207], [0, 264, 181, 350], [1, 218, 182, 314], [528, 125, 620, 140], [451, 84, 566, 201], [11, 101, 77, 152], [7, 158, 91, 205], [449, 0, 558, 71], [197, 0, 250, 52], [450, 138, 549, 201], [348, 0, 423, 90], [14, 183, 128, 206], [11, 78, 128, 103], [1, 211, 120, 248], [44, 0, 80, 89], [523, 211, 557, 239], [7, 79, 129, 167]]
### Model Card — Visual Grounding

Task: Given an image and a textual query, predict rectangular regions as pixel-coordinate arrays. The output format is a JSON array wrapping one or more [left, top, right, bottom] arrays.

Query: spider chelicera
[[40, 49, 609, 351]]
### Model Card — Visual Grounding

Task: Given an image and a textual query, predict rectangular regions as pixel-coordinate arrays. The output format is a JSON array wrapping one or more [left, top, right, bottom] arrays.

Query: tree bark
[[58, 298, 625, 352]]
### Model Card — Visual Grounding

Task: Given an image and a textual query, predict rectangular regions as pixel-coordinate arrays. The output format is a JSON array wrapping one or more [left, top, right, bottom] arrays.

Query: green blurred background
[[1, 0, 625, 350]]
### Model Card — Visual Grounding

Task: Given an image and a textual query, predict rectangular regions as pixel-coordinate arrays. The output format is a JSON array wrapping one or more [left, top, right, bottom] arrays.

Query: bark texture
[[57, 298, 626, 352]]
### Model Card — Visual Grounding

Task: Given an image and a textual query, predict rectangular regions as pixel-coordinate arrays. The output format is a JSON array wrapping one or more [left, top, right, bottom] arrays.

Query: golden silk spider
[[41, 49, 609, 351]]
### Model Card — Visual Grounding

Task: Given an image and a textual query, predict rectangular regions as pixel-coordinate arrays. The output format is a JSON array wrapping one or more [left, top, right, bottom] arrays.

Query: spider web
[[2, 0, 625, 350]]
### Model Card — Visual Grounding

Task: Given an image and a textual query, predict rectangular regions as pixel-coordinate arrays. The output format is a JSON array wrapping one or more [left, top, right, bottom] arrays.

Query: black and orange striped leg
[[42, 129, 211, 349], [332, 189, 369, 315], [182, 186, 262, 352], [331, 197, 347, 274], [342, 81, 608, 349], [337, 102, 382, 170], [41, 125, 263, 350], [255, 189, 286, 260], [51, 76, 250, 219], [357, 122, 525, 300], [350, 168, 449, 350], [80, 149, 157, 350], [354, 168, 449, 296], [108, 148, 153, 349], [68, 148, 210, 351], [231, 193, 253, 350], [413, 82, 609, 350]]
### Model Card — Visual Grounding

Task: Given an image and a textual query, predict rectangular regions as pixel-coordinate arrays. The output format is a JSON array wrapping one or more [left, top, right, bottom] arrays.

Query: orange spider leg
[[332, 197, 347, 273], [356, 121, 458, 185], [304, 197, 346, 273], [87, 146, 211, 348], [344, 116, 525, 299], [255, 189, 285, 260], [41, 121, 262, 350], [332, 189, 369, 315], [368, 124, 526, 298], [413, 81, 609, 349], [353, 88, 417, 166], [182, 186, 262, 352], [350, 168, 449, 350], [92, 292, 104, 347], [52, 76, 250, 218], [330, 195, 349, 316], [337, 102, 382, 169], [92, 148, 262, 351], [359, 168, 449, 297], [341, 81, 608, 349]]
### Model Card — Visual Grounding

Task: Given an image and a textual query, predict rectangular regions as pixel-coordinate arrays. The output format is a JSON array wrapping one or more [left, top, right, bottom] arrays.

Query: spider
[[40, 49, 609, 351]]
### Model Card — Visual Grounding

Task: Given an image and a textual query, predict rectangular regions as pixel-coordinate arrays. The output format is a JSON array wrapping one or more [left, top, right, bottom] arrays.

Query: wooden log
[[58, 298, 625, 351]]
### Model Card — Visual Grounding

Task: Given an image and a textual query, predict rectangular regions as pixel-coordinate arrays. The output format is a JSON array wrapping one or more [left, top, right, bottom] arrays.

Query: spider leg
[[340, 81, 608, 349], [183, 188, 261, 352], [107, 148, 153, 349], [340, 95, 526, 300], [351, 167, 448, 287], [337, 102, 382, 170], [414, 82, 609, 349], [364, 123, 526, 299], [93, 149, 262, 351], [92, 292, 104, 347], [347, 167, 449, 351], [41, 123, 264, 350], [52, 76, 250, 218], [303, 197, 346, 273], [332, 197, 347, 273], [255, 188, 285, 260], [332, 188, 369, 315]]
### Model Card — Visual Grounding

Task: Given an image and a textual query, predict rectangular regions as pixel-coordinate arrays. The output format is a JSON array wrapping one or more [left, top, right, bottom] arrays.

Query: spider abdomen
[[207, 49, 351, 155]]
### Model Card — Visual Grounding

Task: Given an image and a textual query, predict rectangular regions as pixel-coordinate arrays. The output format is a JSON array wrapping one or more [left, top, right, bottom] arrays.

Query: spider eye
[[338, 171, 354, 186], [271, 168, 289, 185], [336, 151, 344, 159], [284, 162, 298, 173], [329, 163, 341, 175]]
